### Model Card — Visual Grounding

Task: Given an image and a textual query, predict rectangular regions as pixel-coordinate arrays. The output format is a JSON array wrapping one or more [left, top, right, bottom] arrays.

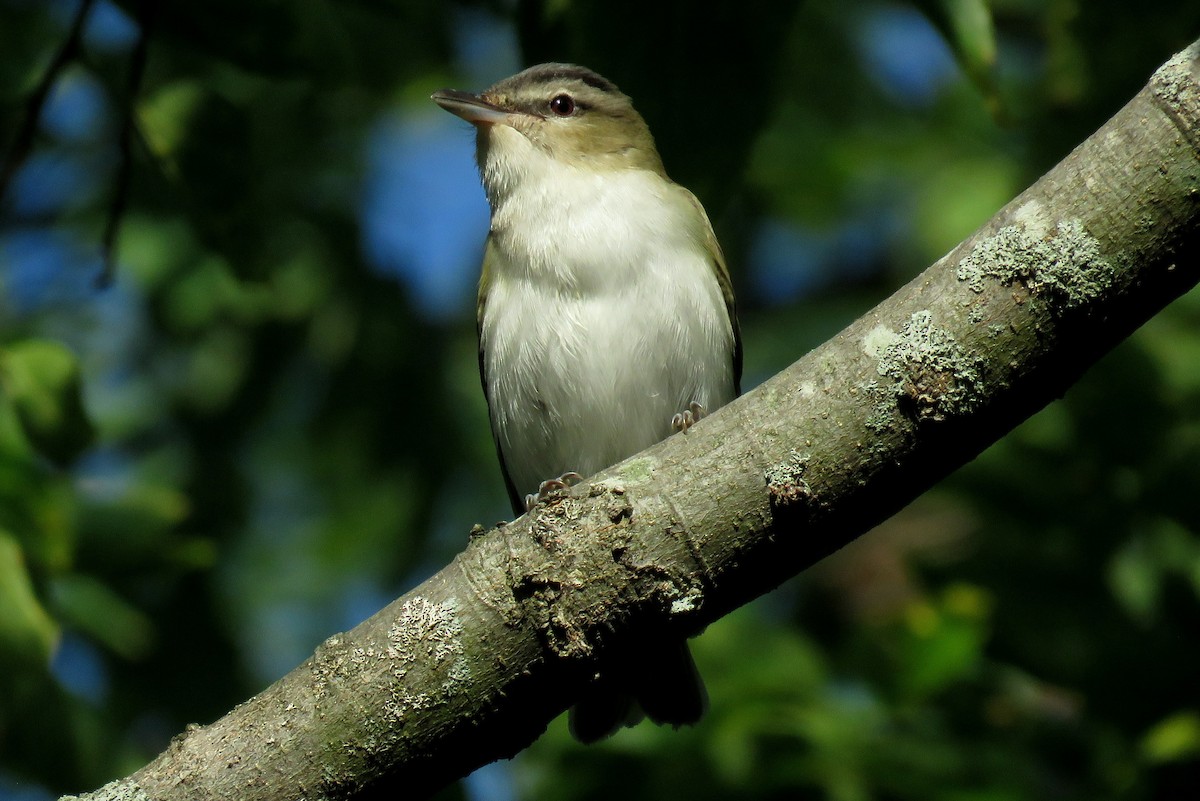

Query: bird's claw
[[524, 471, 584, 511], [671, 401, 706, 433]]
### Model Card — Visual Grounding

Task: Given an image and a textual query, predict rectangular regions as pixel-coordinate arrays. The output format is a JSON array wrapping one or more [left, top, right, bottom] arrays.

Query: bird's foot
[[524, 471, 584, 512], [671, 402, 706, 433]]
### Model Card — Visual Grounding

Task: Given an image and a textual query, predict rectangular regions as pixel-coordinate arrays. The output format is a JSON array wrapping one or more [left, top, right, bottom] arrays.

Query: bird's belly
[[483, 274, 732, 500]]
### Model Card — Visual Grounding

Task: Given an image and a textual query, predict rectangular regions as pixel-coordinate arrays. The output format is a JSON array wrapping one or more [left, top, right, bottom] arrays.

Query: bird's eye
[[549, 94, 576, 116]]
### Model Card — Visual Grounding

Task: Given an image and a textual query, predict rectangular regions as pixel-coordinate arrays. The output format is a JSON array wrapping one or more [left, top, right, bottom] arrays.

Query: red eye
[[549, 94, 575, 116]]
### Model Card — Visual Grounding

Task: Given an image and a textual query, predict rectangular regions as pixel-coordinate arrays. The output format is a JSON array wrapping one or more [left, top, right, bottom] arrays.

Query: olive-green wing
[[681, 188, 743, 395], [477, 238, 525, 516]]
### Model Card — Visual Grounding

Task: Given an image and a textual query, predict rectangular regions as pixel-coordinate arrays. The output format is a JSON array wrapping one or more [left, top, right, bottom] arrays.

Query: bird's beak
[[431, 89, 514, 126]]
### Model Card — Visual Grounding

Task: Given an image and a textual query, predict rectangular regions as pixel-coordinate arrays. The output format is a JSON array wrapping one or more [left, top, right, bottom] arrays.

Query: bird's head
[[433, 63, 665, 204]]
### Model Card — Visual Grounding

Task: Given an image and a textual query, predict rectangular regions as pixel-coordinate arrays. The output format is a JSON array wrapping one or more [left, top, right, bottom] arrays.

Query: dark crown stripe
[[517, 63, 619, 94]]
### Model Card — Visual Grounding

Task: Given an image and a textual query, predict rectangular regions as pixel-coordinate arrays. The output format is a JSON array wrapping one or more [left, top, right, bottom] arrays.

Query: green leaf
[[898, 584, 991, 698], [1141, 710, 1200, 763], [0, 340, 95, 466], [50, 574, 154, 661], [0, 529, 59, 668], [914, 0, 1000, 111]]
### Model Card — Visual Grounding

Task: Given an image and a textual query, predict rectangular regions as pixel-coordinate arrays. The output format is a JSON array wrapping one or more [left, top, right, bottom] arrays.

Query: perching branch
[[63, 40, 1200, 801]]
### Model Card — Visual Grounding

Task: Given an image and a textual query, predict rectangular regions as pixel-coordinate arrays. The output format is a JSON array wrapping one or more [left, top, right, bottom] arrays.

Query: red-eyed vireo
[[432, 63, 742, 743]]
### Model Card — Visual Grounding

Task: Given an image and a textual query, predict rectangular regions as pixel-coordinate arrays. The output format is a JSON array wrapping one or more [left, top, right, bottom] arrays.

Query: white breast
[[479, 135, 735, 500]]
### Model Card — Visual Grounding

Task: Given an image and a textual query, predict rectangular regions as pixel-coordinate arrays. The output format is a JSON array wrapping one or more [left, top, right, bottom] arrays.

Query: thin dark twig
[[98, 0, 156, 287], [0, 0, 97, 207]]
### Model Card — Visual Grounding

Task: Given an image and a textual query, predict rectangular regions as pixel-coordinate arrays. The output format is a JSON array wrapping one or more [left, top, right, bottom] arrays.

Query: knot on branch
[[510, 484, 705, 663], [765, 449, 814, 508]]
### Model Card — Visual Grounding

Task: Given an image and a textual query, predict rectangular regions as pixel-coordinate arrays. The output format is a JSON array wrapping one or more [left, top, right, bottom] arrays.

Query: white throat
[[485, 128, 682, 287]]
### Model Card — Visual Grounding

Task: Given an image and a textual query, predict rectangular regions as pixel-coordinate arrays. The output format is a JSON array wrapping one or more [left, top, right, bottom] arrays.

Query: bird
[[432, 62, 741, 743]]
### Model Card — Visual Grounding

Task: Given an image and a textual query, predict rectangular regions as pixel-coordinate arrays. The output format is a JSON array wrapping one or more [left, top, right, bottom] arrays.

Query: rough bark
[[63, 40, 1200, 801]]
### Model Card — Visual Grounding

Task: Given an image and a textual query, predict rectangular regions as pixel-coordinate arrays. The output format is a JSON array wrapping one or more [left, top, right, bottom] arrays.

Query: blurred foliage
[[0, 339, 94, 465], [1, 0, 1199, 799]]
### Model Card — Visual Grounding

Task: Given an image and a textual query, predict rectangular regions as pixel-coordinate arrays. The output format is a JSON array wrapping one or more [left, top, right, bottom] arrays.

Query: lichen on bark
[[956, 215, 1116, 311], [870, 311, 986, 425]]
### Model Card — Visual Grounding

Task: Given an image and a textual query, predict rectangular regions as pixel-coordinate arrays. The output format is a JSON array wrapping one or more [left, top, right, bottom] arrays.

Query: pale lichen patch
[[862, 324, 899, 358], [60, 779, 151, 801], [766, 449, 812, 507], [310, 633, 348, 700], [395, 688, 434, 712], [1010, 199, 1050, 239], [388, 597, 465, 673], [669, 587, 703, 615], [380, 597, 471, 719], [956, 219, 1116, 311], [615, 456, 655, 483], [1151, 41, 1200, 106], [875, 311, 985, 423]]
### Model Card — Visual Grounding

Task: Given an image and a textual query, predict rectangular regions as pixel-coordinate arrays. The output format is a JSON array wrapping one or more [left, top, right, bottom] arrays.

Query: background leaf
[[0, 339, 94, 466], [0, 530, 59, 669]]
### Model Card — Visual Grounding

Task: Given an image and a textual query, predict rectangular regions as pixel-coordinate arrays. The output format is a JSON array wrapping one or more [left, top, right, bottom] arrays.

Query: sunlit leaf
[[1141, 711, 1200, 763], [0, 529, 59, 668], [50, 574, 154, 661], [913, 0, 1000, 109], [138, 80, 206, 163], [0, 339, 94, 466], [898, 586, 990, 698], [1108, 538, 1160, 621]]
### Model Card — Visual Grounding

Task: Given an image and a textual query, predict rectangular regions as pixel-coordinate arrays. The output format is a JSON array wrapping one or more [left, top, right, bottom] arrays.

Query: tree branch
[[62, 39, 1200, 801], [0, 0, 95, 206], [97, 0, 155, 287]]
